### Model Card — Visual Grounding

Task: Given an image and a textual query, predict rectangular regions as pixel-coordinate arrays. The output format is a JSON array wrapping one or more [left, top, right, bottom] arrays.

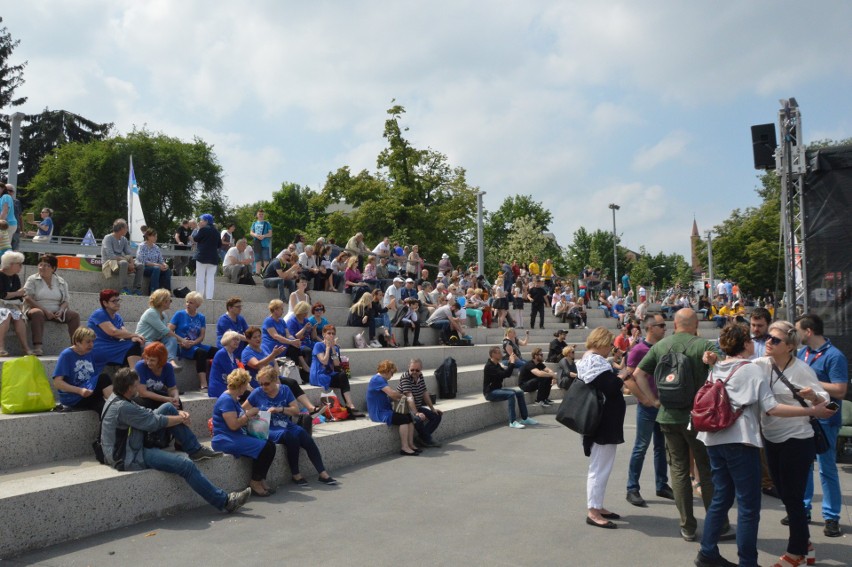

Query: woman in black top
[[193, 214, 221, 300], [578, 326, 625, 529], [0, 251, 32, 356]]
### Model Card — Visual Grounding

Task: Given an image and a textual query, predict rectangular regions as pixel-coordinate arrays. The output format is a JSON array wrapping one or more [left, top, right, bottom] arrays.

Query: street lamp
[[608, 203, 620, 294], [705, 231, 714, 297], [476, 191, 486, 279]]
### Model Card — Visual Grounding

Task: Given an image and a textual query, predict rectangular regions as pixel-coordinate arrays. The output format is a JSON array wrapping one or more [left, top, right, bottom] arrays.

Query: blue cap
[[200, 214, 214, 224]]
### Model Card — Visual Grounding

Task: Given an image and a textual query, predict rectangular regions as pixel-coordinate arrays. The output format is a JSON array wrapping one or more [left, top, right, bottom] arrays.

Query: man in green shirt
[[633, 308, 727, 542]]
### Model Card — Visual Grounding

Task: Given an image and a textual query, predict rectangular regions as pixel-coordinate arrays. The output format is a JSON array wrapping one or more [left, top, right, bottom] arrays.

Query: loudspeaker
[[751, 124, 777, 170]]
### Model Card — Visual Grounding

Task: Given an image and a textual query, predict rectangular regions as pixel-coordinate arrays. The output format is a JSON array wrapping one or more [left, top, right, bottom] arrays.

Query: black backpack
[[434, 357, 458, 399], [654, 336, 701, 409]]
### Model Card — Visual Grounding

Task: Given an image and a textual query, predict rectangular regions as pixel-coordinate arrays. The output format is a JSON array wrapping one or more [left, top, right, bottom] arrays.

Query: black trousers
[[529, 303, 545, 328], [519, 377, 552, 403]]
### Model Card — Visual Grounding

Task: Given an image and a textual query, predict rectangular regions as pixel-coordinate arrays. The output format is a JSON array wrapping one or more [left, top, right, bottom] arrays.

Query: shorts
[[391, 412, 414, 425], [254, 246, 271, 261]]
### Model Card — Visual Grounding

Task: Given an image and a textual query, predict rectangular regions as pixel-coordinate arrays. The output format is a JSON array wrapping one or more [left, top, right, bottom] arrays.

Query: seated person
[[518, 347, 557, 407], [263, 249, 299, 301], [101, 218, 143, 295], [286, 301, 318, 375], [134, 341, 180, 410], [135, 228, 172, 294], [547, 329, 569, 362], [366, 359, 419, 456], [209, 331, 242, 399], [557, 345, 578, 389], [24, 253, 82, 357], [101, 368, 250, 513], [26, 207, 54, 241], [426, 301, 465, 344], [483, 346, 537, 429], [348, 291, 378, 345], [136, 289, 185, 369], [396, 358, 442, 447], [222, 238, 255, 284], [216, 297, 249, 358], [306, 302, 329, 335], [0, 250, 33, 356], [245, 366, 337, 486], [241, 326, 320, 413], [87, 289, 144, 372], [501, 328, 528, 368], [212, 369, 277, 497], [170, 291, 219, 391], [393, 297, 423, 347], [310, 325, 364, 417], [53, 328, 113, 412]]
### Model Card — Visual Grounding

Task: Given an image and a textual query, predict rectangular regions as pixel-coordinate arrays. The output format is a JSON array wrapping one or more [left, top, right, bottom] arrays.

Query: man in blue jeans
[[795, 314, 848, 538], [483, 346, 537, 429], [623, 314, 673, 507], [100, 368, 251, 513]]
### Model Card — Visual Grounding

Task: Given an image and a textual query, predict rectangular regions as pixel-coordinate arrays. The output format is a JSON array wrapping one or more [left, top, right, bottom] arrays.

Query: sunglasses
[[767, 336, 785, 346], [409, 369, 422, 374], [259, 381, 274, 387], [651, 323, 666, 329], [314, 308, 325, 312]]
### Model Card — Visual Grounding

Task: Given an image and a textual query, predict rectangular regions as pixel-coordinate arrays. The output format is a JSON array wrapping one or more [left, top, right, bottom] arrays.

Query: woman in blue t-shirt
[[87, 289, 144, 372], [365, 359, 418, 455], [212, 368, 276, 497], [52, 327, 112, 413], [311, 325, 363, 417], [285, 301, 317, 376], [170, 291, 219, 391], [216, 297, 249, 358], [208, 331, 242, 399], [245, 366, 337, 486], [134, 342, 180, 410], [241, 326, 321, 414]]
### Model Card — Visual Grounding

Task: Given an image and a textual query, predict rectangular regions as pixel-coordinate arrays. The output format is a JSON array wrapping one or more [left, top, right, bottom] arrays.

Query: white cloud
[[632, 131, 691, 171]]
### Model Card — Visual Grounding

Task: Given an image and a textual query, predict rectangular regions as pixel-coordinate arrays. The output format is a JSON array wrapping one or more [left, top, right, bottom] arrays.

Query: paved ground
[[6, 406, 851, 567]]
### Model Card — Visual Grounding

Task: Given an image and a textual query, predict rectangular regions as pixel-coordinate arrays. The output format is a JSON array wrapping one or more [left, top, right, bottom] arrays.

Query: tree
[[499, 216, 553, 269], [0, 17, 26, 110], [25, 129, 223, 238], [564, 227, 630, 281], [230, 182, 316, 249], [312, 105, 477, 265]]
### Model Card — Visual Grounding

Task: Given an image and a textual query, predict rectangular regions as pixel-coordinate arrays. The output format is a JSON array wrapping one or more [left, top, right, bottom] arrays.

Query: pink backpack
[[690, 361, 748, 432]]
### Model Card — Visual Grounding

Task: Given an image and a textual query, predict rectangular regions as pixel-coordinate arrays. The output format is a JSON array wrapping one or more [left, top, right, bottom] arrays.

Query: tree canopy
[[309, 105, 477, 266], [25, 129, 223, 238], [0, 17, 26, 110]]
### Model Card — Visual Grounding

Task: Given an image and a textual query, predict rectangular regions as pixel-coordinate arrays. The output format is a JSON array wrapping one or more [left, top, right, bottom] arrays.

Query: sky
[[5, 1, 852, 261]]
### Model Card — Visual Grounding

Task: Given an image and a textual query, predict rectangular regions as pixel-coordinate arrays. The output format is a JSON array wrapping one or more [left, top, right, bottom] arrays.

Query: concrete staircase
[[0, 267, 722, 558]]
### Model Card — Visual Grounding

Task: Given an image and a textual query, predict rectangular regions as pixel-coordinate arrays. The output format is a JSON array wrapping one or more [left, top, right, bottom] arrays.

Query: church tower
[[691, 218, 703, 277]]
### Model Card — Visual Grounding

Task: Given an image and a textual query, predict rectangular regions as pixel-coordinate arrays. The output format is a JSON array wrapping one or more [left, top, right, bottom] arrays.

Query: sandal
[[0, 350, 8, 357], [31, 347, 44, 356], [771, 553, 806, 567]]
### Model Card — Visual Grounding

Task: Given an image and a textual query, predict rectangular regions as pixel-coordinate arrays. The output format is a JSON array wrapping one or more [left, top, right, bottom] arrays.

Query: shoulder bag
[[772, 364, 830, 454]]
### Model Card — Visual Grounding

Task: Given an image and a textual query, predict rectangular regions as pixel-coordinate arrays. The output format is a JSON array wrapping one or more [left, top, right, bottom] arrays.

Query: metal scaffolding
[[775, 98, 808, 321]]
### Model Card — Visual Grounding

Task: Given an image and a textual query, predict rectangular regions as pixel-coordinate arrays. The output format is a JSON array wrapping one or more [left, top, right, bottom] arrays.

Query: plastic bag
[[1, 355, 55, 414], [247, 410, 271, 440]]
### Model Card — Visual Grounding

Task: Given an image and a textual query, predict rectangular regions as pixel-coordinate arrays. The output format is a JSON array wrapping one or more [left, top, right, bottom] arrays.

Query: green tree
[[499, 216, 552, 268], [312, 105, 477, 265], [25, 129, 223, 238], [0, 17, 26, 110], [564, 227, 630, 282]]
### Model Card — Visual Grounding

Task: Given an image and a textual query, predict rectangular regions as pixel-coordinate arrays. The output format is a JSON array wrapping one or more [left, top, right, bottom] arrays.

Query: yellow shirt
[[528, 262, 540, 276], [542, 263, 554, 279]]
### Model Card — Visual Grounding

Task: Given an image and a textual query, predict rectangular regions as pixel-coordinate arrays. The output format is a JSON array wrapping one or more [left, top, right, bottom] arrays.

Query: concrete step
[[0, 386, 582, 558], [0, 358, 549, 471]]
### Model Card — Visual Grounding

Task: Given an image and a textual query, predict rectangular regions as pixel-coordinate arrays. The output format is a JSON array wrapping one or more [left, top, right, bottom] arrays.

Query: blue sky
[[5, 1, 852, 259]]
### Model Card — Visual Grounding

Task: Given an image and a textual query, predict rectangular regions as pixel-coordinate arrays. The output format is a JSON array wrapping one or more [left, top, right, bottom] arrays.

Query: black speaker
[[751, 124, 777, 170]]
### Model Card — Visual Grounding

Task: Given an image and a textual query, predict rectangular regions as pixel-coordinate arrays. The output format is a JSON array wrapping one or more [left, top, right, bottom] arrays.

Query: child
[[0, 219, 11, 256], [512, 284, 525, 329]]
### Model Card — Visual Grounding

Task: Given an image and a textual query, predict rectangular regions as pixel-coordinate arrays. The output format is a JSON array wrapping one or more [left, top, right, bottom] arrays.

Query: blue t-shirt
[[134, 360, 176, 396], [88, 308, 124, 341], [209, 348, 239, 399], [53, 347, 97, 406], [171, 310, 207, 357], [0, 194, 16, 228], [307, 315, 328, 334], [37, 217, 53, 237], [798, 339, 848, 426], [366, 374, 393, 425], [212, 392, 243, 434], [216, 313, 248, 357], [246, 385, 297, 439], [286, 317, 313, 347], [241, 345, 271, 381], [251, 220, 271, 248], [309, 342, 339, 389], [262, 316, 289, 354]]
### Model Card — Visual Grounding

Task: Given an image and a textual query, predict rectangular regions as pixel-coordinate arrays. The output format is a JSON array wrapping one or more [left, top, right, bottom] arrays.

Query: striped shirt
[[396, 371, 428, 407]]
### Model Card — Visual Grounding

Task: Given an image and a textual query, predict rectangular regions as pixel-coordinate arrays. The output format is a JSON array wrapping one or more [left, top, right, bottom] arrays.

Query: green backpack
[[654, 336, 700, 410]]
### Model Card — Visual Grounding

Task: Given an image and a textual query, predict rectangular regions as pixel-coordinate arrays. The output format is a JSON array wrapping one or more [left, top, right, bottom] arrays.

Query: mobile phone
[[825, 401, 839, 412]]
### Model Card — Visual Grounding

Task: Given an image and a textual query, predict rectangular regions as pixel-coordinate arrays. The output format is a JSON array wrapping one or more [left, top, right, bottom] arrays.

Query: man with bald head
[[633, 308, 726, 542]]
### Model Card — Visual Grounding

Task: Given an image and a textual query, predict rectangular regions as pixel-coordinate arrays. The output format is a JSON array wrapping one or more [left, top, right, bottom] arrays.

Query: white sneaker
[[369, 340, 382, 348], [509, 421, 526, 429]]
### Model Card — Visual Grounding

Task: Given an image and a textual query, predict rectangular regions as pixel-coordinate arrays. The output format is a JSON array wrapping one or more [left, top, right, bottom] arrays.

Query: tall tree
[[0, 17, 26, 110], [312, 105, 477, 265], [25, 130, 223, 238]]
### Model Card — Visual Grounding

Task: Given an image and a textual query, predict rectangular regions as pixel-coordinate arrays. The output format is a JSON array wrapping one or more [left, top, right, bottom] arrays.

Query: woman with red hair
[[86, 289, 144, 371], [134, 341, 181, 410]]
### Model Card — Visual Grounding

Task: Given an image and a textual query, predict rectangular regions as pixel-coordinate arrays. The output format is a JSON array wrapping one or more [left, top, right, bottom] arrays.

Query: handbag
[[772, 364, 831, 455], [393, 395, 409, 415], [1, 355, 55, 413], [247, 410, 271, 440], [555, 379, 604, 435]]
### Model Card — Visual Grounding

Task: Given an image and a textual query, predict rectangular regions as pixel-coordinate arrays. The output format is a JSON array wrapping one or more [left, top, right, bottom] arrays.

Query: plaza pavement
[[6, 406, 851, 567]]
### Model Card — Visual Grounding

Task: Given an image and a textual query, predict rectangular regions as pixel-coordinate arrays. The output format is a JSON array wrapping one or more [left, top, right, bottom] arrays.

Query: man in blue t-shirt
[[795, 313, 848, 538], [249, 209, 272, 275]]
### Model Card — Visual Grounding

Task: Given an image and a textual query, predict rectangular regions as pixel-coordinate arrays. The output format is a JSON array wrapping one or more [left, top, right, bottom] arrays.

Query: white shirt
[[223, 246, 253, 267], [384, 283, 402, 308], [755, 357, 829, 443], [372, 241, 390, 257], [717, 282, 726, 295]]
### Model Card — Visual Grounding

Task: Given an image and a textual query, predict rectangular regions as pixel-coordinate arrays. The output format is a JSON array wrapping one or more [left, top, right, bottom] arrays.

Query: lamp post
[[608, 203, 620, 294], [476, 191, 486, 279]]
